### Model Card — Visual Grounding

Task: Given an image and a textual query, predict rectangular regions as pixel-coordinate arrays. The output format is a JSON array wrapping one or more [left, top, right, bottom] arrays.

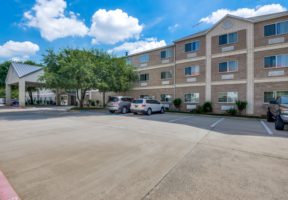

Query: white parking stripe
[[260, 120, 273, 135], [210, 118, 225, 128], [168, 116, 193, 123]]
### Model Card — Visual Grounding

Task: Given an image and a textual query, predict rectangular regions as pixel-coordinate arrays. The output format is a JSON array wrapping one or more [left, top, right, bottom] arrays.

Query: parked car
[[267, 96, 288, 130], [130, 99, 165, 115], [106, 96, 133, 114], [0, 98, 5, 106]]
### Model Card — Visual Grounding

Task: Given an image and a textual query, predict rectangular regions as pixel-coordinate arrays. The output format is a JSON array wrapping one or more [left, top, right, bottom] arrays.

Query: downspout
[[173, 44, 176, 101]]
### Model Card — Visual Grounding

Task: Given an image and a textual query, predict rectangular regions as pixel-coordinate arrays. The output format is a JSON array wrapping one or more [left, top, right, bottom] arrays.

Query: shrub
[[191, 105, 203, 114], [173, 98, 182, 109], [202, 101, 213, 113], [235, 100, 248, 115], [226, 108, 237, 115], [96, 100, 100, 107]]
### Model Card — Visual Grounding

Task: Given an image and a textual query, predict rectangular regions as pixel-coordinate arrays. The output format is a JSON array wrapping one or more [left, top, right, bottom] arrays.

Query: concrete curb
[[0, 170, 20, 200]]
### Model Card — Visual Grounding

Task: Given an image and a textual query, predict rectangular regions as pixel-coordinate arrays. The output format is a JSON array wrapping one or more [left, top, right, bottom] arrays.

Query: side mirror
[[269, 100, 277, 104]]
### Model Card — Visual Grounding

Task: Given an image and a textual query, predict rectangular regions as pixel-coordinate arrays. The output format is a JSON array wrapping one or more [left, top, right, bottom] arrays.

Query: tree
[[42, 49, 65, 106], [0, 61, 11, 88], [56, 49, 99, 108]]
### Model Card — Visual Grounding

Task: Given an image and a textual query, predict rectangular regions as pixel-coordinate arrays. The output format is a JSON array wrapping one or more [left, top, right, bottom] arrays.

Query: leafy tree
[[0, 61, 11, 88], [41, 49, 64, 105], [173, 98, 182, 109]]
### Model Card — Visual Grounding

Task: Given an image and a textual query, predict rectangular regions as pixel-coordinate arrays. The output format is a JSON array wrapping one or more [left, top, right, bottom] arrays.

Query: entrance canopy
[[5, 62, 44, 107]]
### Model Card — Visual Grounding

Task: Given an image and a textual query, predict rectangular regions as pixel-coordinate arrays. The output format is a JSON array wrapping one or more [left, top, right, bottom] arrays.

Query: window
[[184, 66, 200, 76], [140, 95, 154, 99], [264, 55, 288, 68], [160, 50, 172, 59], [184, 93, 200, 103], [126, 57, 132, 65], [264, 91, 288, 103], [139, 54, 149, 63], [218, 92, 238, 103], [160, 94, 172, 102], [185, 41, 200, 52], [219, 32, 238, 45], [161, 71, 172, 79], [139, 74, 149, 81], [264, 21, 288, 36], [219, 61, 238, 72]]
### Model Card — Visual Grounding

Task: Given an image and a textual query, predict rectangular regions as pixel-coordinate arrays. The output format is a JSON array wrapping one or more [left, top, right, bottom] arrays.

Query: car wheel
[[160, 107, 165, 114], [267, 110, 274, 122], [121, 107, 127, 114], [147, 108, 152, 116], [109, 110, 115, 114], [275, 115, 285, 130]]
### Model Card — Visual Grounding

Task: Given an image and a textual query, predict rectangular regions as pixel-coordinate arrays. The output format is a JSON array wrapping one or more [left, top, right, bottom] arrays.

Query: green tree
[[0, 61, 11, 88], [41, 49, 64, 105], [56, 49, 99, 108]]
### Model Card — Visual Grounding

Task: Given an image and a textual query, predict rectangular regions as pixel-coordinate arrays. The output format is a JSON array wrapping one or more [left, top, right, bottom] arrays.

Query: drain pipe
[[173, 45, 176, 101]]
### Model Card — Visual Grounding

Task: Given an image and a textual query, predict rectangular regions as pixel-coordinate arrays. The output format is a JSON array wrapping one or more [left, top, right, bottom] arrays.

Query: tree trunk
[[102, 91, 106, 108], [56, 88, 61, 106]]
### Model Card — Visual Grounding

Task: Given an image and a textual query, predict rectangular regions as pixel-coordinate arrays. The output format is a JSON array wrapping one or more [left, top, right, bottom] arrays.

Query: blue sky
[[0, 0, 287, 63]]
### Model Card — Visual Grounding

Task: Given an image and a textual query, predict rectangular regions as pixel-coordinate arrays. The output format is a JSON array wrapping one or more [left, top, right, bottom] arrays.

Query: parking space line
[[260, 120, 273, 135], [210, 118, 224, 128], [167, 116, 193, 123]]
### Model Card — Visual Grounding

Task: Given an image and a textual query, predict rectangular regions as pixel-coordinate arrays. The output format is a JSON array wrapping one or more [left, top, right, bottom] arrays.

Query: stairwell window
[[219, 32, 238, 45], [219, 61, 238, 73], [264, 54, 288, 68], [184, 41, 200, 52], [264, 21, 288, 36]]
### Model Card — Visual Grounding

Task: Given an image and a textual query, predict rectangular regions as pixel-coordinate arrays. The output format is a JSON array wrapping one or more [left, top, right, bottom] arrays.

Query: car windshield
[[281, 96, 288, 104], [108, 97, 119, 102], [133, 100, 143, 104]]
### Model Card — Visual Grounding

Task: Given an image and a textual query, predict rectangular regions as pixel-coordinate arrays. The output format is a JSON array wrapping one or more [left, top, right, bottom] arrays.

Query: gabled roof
[[11, 62, 43, 78]]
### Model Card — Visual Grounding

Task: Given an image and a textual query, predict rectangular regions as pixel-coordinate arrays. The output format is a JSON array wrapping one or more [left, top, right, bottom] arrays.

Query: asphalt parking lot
[[0, 109, 288, 200]]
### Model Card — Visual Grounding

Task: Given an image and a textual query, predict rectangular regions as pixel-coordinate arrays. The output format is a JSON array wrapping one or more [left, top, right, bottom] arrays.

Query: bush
[[191, 105, 203, 114], [202, 101, 213, 113], [235, 100, 248, 115], [173, 98, 182, 109], [226, 108, 237, 115]]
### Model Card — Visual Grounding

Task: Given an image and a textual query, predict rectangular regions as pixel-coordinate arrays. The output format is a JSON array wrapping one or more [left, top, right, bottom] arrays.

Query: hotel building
[[123, 12, 288, 116]]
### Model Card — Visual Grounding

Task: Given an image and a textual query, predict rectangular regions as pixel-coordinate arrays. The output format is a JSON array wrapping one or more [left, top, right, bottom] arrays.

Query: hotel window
[[139, 74, 149, 81], [126, 57, 132, 65], [160, 49, 172, 59], [219, 32, 238, 45], [264, 21, 288, 36], [184, 66, 200, 76], [161, 71, 172, 79], [264, 54, 288, 68], [139, 54, 149, 63], [185, 41, 200, 52], [160, 94, 172, 102], [264, 91, 288, 103], [219, 61, 238, 72], [218, 92, 238, 103], [184, 93, 200, 103]]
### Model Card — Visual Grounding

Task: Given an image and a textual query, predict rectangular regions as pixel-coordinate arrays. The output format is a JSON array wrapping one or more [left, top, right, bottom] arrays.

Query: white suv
[[131, 99, 165, 115]]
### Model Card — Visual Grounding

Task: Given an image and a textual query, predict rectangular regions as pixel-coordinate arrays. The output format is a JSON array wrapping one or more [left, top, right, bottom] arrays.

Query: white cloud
[[108, 38, 166, 55], [0, 41, 40, 60], [89, 9, 143, 45], [200, 4, 287, 24], [24, 0, 88, 41], [168, 24, 180, 33]]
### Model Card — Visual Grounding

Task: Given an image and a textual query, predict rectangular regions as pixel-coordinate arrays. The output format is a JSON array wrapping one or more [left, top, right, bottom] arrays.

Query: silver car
[[130, 99, 165, 115], [106, 96, 133, 114]]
